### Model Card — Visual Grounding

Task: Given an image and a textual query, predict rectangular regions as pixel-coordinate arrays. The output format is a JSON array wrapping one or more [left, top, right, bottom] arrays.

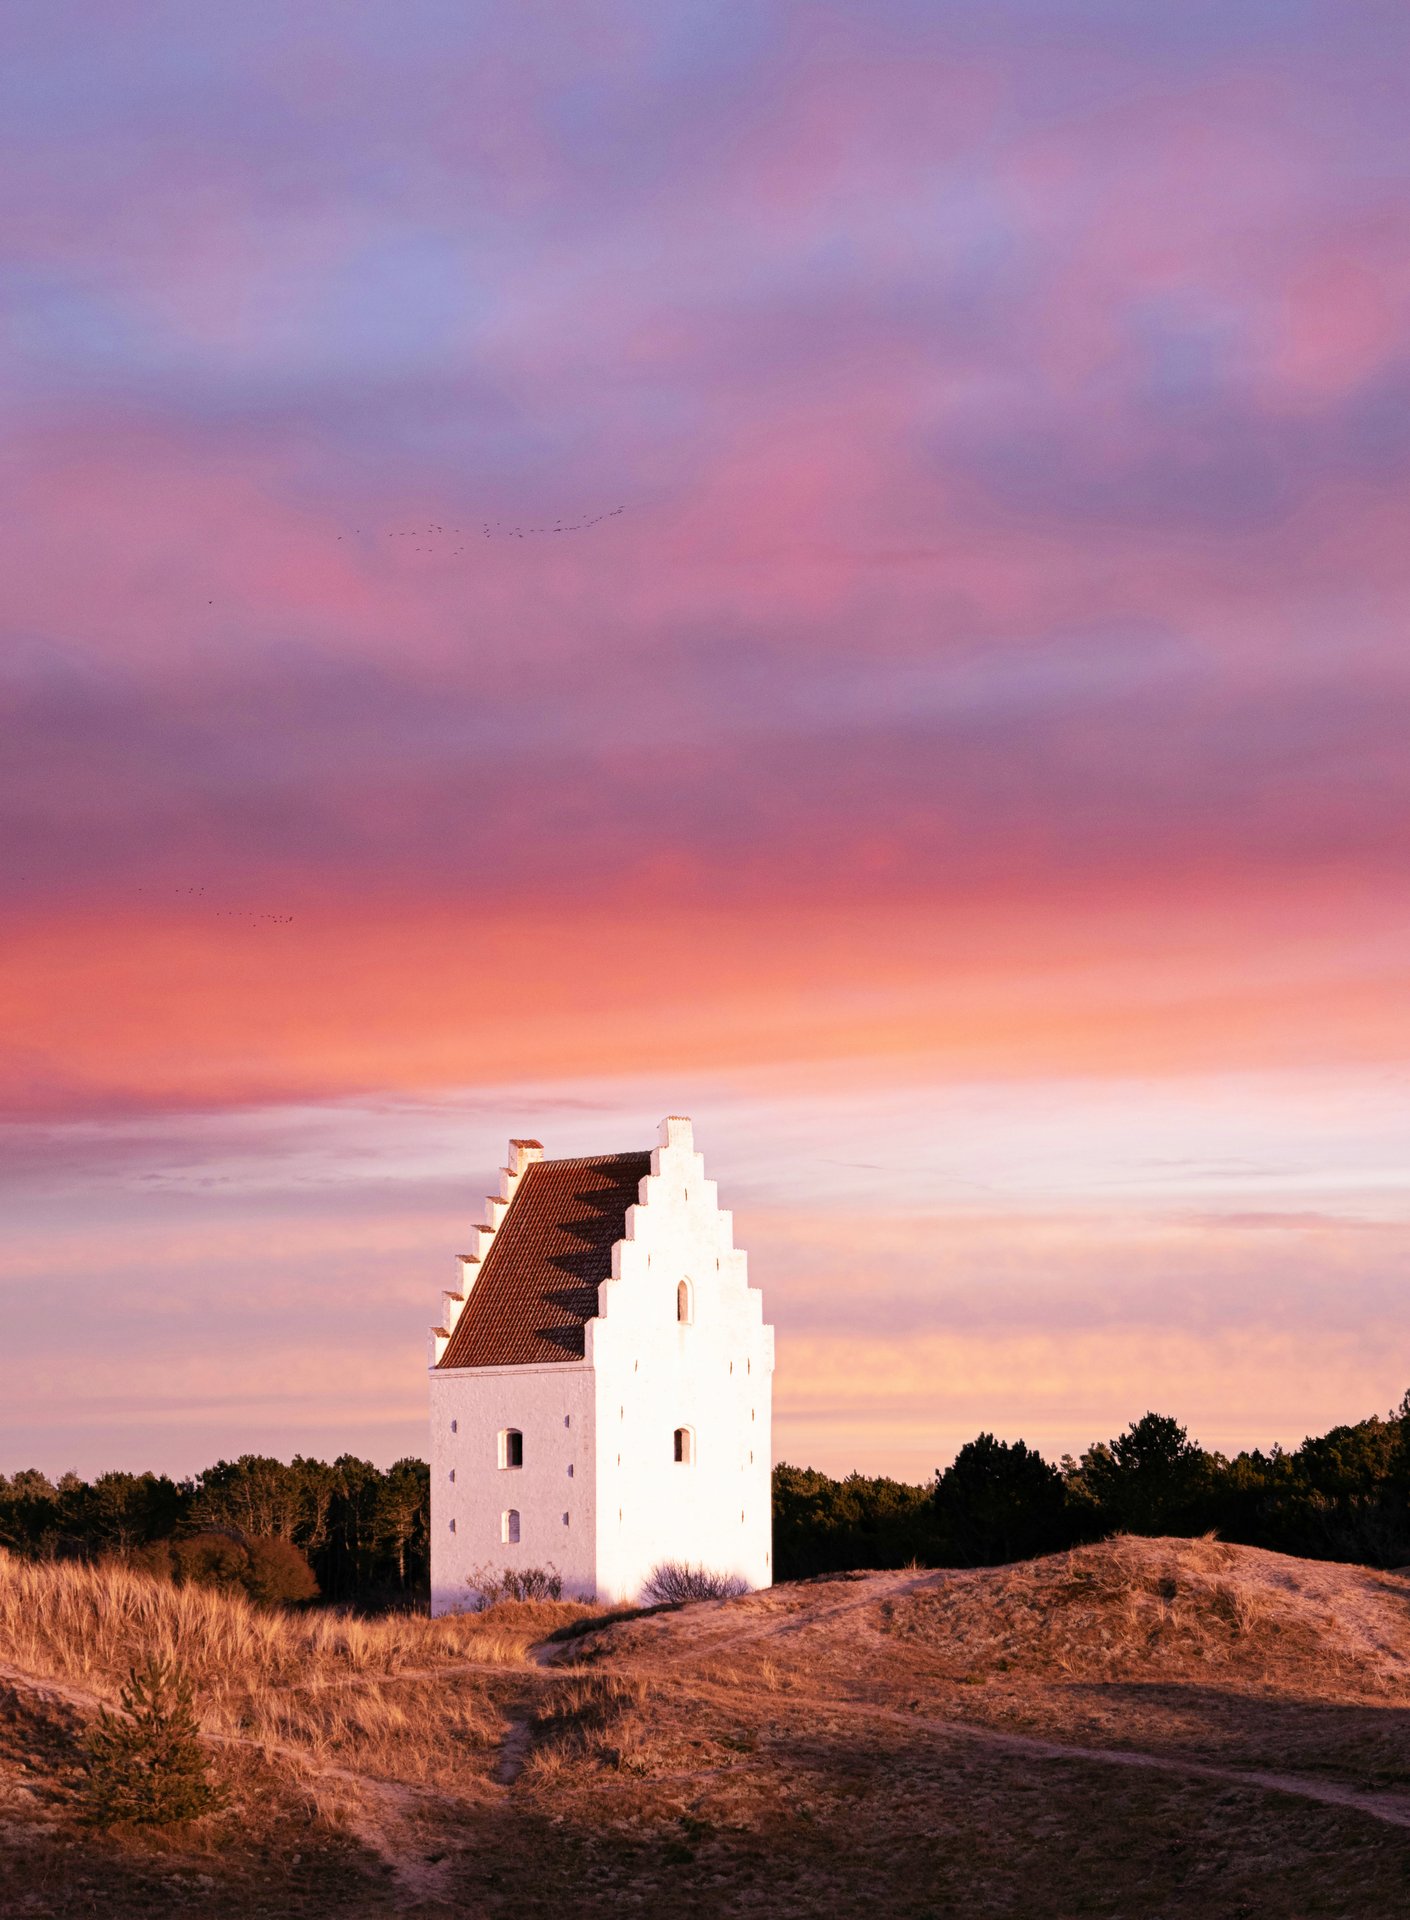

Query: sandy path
[[563, 1573, 1410, 1838], [834, 1691, 1410, 1832]]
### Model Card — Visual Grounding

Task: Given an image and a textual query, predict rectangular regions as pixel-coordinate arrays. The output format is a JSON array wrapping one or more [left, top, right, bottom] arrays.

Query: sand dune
[[4, 1538, 1410, 1916]]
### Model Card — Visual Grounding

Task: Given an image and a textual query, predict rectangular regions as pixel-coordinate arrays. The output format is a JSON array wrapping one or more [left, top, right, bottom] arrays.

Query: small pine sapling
[[80, 1658, 223, 1827]]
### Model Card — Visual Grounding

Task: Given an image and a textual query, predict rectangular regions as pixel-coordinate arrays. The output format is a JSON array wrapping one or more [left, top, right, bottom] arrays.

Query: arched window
[[501, 1508, 520, 1544], [498, 1428, 523, 1469], [677, 1279, 693, 1325], [673, 1426, 694, 1465]]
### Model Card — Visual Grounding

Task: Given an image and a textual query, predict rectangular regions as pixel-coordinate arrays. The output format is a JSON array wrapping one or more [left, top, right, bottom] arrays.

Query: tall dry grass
[[0, 1548, 589, 1793], [524, 1673, 655, 1780]]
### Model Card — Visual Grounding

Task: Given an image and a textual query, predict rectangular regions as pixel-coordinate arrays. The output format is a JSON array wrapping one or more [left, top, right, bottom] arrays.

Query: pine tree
[[80, 1658, 222, 1827]]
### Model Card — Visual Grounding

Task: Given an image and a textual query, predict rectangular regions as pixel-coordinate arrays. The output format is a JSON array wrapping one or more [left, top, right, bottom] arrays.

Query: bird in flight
[[370, 506, 627, 554]]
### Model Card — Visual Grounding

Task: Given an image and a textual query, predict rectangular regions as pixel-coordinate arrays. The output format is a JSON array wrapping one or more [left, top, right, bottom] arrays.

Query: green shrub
[[159, 1530, 319, 1606], [80, 1658, 223, 1827], [168, 1531, 248, 1592], [239, 1534, 320, 1605]]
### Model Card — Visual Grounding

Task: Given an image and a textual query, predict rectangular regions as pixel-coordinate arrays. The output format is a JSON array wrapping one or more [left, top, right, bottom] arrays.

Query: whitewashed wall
[[588, 1117, 774, 1604], [428, 1362, 597, 1614]]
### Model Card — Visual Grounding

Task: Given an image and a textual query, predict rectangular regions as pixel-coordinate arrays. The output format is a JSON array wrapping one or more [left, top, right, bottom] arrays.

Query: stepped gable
[[436, 1150, 651, 1367]]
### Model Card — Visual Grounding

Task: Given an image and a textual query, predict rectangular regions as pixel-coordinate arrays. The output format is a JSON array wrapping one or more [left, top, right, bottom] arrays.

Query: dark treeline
[[6, 1399, 1410, 1606], [0, 1455, 430, 1607], [774, 1398, 1410, 1580]]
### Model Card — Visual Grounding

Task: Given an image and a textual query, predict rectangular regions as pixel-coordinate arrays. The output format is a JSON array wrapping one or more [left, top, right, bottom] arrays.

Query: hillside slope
[[4, 1537, 1410, 1917]]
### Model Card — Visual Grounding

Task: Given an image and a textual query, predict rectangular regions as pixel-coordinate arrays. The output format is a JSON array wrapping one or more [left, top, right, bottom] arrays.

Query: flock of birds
[[135, 887, 294, 927], [334, 505, 626, 556]]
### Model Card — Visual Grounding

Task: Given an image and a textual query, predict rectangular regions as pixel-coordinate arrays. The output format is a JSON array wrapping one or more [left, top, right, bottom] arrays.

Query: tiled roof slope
[[436, 1151, 651, 1368]]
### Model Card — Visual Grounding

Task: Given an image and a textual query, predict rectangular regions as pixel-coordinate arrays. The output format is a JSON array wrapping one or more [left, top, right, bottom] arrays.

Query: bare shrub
[[642, 1562, 751, 1604], [465, 1564, 563, 1607]]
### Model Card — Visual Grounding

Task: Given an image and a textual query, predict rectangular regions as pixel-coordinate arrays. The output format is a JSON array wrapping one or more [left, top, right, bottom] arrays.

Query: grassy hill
[[4, 1536, 1410, 1916]]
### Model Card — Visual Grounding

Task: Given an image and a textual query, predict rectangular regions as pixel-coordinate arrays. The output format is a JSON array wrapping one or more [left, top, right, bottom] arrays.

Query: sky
[[3, 0, 1410, 1483]]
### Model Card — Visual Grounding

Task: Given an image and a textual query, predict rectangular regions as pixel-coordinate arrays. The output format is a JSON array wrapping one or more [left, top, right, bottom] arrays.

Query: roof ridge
[[530, 1149, 652, 1170]]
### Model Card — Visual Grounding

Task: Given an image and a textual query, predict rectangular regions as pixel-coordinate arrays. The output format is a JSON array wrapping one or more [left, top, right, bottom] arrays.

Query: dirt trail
[[563, 1571, 1410, 1839], [829, 1690, 1410, 1833], [609, 1657, 1410, 1835], [492, 1716, 535, 1786]]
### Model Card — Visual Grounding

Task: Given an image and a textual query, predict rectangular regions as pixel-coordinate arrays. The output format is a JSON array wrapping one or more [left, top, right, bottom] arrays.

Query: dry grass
[[882, 1534, 1410, 1696], [0, 1549, 585, 1692], [7, 1538, 1410, 1917], [551, 1534, 1410, 1813], [525, 1672, 654, 1778], [0, 1548, 594, 1797]]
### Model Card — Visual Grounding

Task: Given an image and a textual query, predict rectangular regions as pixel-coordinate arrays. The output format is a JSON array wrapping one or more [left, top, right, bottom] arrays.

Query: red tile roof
[[436, 1151, 651, 1368]]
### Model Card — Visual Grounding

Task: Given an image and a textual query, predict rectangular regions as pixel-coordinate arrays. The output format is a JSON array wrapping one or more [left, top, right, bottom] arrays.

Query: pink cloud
[[6, 0, 1410, 1476]]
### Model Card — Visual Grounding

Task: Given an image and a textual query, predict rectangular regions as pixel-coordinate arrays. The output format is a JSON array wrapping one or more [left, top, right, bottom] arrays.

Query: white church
[[428, 1116, 774, 1613]]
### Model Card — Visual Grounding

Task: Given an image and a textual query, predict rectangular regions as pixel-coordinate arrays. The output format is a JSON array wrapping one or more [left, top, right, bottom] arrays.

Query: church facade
[[428, 1116, 774, 1613]]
